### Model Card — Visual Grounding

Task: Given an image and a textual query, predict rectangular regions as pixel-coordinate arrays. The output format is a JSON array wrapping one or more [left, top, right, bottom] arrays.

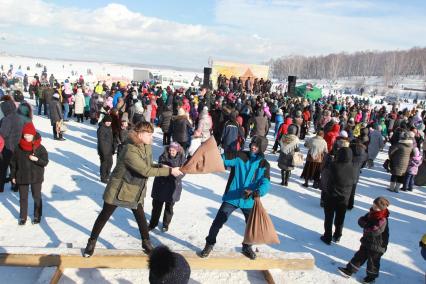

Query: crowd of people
[[1, 70, 426, 283]]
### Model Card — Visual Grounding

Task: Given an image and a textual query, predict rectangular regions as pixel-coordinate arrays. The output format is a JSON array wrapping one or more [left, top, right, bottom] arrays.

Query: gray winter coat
[[49, 99, 63, 126], [250, 112, 269, 137], [368, 129, 384, 160], [389, 139, 413, 176]]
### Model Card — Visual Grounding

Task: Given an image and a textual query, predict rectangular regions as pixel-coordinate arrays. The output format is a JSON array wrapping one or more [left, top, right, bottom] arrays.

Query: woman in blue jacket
[[199, 136, 270, 260]]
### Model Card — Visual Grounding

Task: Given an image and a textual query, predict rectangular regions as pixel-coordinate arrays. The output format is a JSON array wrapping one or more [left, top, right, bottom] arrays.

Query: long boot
[[388, 181, 396, 192], [284, 171, 290, 186], [395, 183, 401, 193], [280, 170, 286, 186]]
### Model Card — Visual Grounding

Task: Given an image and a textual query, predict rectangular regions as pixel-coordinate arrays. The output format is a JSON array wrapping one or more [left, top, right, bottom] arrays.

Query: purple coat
[[407, 154, 422, 175]]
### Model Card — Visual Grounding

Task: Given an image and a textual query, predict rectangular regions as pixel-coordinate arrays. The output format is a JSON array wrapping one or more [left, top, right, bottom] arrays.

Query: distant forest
[[268, 47, 426, 82]]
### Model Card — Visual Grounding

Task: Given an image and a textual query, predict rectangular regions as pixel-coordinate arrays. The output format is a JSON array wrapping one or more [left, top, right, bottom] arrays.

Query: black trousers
[[52, 126, 64, 139], [163, 133, 171, 145], [281, 169, 291, 183], [323, 199, 347, 240], [76, 114, 84, 122], [100, 154, 113, 181], [19, 183, 42, 220], [206, 202, 251, 245], [346, 246, 383, 278], [0, 149, 13, 191], [149, 199, 175, 228], [348, 184, 357, 209], [90, 202, 150, 240]]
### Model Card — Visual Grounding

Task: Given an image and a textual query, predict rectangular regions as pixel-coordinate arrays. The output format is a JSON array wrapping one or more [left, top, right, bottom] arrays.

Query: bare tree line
[[268, 47, 426, 83]]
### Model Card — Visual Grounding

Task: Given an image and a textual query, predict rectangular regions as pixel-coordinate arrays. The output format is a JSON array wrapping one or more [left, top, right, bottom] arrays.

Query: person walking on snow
[[199, 135, 271, 260], [83, 122, 183, 257]]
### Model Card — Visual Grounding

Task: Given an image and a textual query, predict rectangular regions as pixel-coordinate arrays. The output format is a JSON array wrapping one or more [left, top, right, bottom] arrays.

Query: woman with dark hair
[[83, 122, 183, 257]]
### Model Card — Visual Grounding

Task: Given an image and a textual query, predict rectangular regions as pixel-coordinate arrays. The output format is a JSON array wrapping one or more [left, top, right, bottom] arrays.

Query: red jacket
[[277, 118, 293, 138], [302, 110, 311, 122], [0, 135, 4, 152], [325, 124, 340, 152]]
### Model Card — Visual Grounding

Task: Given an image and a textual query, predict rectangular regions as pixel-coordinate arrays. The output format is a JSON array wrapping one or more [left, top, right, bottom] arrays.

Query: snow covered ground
[[0, 98, 425, 283]]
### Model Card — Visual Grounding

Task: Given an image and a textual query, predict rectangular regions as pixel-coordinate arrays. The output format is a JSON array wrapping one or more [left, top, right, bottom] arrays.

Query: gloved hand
[[243, 189, 252, 199]]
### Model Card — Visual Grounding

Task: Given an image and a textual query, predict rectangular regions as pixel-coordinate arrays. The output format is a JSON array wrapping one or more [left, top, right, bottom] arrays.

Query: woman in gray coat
[[388, 131, 413, 192], [278, 124, 300, 186], [367, 125, 384, 168]]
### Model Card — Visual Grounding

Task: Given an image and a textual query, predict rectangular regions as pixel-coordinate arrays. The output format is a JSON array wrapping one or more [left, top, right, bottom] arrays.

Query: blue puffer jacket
[[274, 114, 284, 138], [222, 151, 270, 208]]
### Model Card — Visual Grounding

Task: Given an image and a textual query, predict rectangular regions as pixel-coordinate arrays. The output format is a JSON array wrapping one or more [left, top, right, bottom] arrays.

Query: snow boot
[[388, 182, 396, 192], [161, 226, 168, 232], [142, 239, 154, 254], [394, 183, 402, 193], [18, 219, 26, 226], [199, 243, 214, 258], [83, 238, 97, 258], [362, 275, 376, 283], [332, 236, 341, 243], [338, 267, 352, 278], [320, 235, 331, 245], [242, 245, 257, 260], [32, 217, 41, 225]]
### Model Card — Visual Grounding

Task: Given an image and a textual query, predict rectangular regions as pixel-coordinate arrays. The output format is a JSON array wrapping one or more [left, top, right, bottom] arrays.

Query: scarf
[[19, 135, 42, 152], [368, 208, 389, 221], [306, 136, 327, 160], [280, 134, 299, 155]]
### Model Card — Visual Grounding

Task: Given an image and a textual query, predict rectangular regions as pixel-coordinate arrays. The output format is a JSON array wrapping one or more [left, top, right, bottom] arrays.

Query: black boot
[[338, 266, 352, 278], [284, 171, 290, 186], [320, 235, 331, 245], [18, 219, 26, 226], [302, 179, 309, 187], [242, 245, 257, 260], [362, 275, 376, 283], [199, 243, 214, 258], [83, 238, 97, 258], [142, 239, 154, 254]]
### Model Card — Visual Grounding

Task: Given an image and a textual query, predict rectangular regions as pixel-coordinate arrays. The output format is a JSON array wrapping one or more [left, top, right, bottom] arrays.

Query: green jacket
[[103, 142, 170, 209]]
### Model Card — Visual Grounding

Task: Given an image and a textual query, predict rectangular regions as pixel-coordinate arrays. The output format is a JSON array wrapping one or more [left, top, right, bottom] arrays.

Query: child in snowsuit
[[402, 147, 422, 191], [10, 122, 49, 225], [149, 142, 186, 232], [338, 197, 390, 283]]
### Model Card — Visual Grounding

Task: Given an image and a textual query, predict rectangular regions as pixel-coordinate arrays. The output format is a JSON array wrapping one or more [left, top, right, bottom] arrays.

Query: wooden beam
[[262, 270, 276, 284], [0, 247, 314, 271], [50, 267, 63, 284]]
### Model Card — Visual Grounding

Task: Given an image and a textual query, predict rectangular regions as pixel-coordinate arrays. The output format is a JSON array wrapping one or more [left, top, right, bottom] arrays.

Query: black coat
[[151, 150, 186, 202], [49, 99, 63, 126], [159, 110, 173, 133], [10, 136, 49, 185], [0, 101, 24, 152], [170, 116, 192, 143], [359, 213, 389, 253], [97, 123, 114, 157], [325, 147, 354, 205], [351, 142, 368, 184]]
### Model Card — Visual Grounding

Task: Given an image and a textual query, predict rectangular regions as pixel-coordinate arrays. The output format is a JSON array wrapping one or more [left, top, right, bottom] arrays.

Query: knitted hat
[[149, 246, 191, 284], [22, 122, 36, 136], [287, 124, 298, 135], [374, 196, 390, 210], [103, 115, 112, 123], [169, 142, 181, 152]]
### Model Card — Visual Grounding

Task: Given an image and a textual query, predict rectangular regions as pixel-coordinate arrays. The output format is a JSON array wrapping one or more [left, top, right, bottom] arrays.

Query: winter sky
[[0, 0, 425, 68]]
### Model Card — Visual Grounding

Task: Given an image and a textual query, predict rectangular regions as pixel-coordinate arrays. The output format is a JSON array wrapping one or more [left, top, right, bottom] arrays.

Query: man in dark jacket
[[348, 138, 368, 209], [250, 109, 269, 137], [170, 108, 192, 151], [49, 93, 65, 141], [159, 105, 173, 145], [97, 115, 114, 183], [0, 100, 24, 192], [321, 147, 354, 244], [221, 112, 244, 152]]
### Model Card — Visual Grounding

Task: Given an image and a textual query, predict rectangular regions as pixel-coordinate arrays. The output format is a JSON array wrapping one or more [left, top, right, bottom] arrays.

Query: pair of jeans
[[323, 198, 347, 240], [149, 199, 175, 229], [19, 183, 42, 220], [90, 202, 150, 241], [402, 173, 415, 190], [63, 103, 69, 120], [206, 202, 251, 245]]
